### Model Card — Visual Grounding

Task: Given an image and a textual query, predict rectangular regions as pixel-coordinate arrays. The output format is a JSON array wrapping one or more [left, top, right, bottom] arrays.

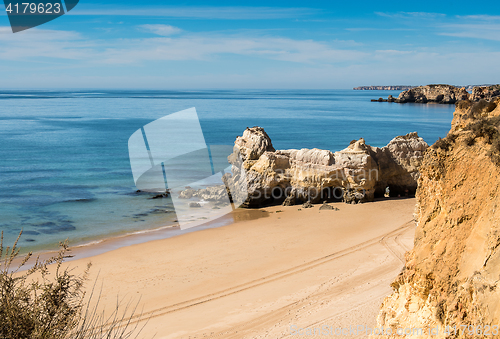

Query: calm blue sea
[[0, 90, 455, 252]]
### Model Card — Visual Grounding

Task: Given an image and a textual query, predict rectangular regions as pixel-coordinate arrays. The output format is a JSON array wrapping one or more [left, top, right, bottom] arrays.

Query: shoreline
[[20, 198, 410, 267], [46, 197, 417, 338], [16, 206, 271, 270]]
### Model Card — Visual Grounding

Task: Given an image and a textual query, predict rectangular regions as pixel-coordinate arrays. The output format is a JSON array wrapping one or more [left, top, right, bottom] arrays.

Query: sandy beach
[[54, 198, 416, 339]]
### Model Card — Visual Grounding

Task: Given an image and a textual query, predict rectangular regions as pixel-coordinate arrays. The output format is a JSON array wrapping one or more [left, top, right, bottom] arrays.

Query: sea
[[0, 89, 455, 253]]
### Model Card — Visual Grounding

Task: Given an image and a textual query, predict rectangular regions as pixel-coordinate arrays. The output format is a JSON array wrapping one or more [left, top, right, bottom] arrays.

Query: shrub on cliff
[[0, 231, 145, 339], [471, 99, 497, 116]]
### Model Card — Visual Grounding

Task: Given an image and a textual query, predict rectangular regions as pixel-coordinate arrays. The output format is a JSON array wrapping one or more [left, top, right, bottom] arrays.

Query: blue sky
[[1, 0, 500, 89]]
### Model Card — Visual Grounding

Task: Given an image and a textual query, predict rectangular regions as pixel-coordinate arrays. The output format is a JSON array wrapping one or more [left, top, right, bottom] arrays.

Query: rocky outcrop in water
[[178, 185, 230, 202], [221, 127, 428, 207], [375, 98, 500, 338], [354, 86, 416, 91], [395, 85, 470, 104], [471, 85, 500, 102]]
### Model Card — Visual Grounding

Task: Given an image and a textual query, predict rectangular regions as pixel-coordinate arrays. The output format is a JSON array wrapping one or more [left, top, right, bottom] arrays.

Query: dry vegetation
[[0, 231, 148, 339], [433, 99, 500, 164]]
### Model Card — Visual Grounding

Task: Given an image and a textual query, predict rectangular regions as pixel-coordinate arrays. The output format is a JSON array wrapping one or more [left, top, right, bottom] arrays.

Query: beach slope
[[64, 199, 416, 338]]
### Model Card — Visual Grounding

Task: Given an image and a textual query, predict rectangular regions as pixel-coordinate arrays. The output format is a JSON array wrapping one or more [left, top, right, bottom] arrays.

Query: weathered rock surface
[[374, 132, 429, 196], [375, 98, 500, 338], [302, 201, 313, 208], [319, 201, 338, 210], [223, 127, 428, 207], [234, 126, 275, 162], [354, 86, 416, 91], [471, 84, 500, 102], [179, 185, 230, 202], [396, 85, 470, 104]]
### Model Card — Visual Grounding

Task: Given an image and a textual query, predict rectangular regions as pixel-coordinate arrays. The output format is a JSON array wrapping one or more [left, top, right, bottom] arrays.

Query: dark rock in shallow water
[[133, 213, 148, 218], [189, 202, 202, 208], [150, 191, 170, 199], [149, 208, 174, 214]]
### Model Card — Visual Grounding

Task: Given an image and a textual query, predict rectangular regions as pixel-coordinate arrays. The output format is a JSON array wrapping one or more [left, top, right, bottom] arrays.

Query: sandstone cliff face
[[224, 127, 428, 207], [376, 98, 500, 338], [396, 85, 469, 104]]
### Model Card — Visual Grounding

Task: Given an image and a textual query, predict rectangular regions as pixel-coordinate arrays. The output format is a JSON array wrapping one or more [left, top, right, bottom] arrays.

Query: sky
[[1, 0, 500, 89]]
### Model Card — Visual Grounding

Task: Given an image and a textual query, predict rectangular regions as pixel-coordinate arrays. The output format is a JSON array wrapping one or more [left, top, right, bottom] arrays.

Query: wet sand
[[54, 198, 416, 338]]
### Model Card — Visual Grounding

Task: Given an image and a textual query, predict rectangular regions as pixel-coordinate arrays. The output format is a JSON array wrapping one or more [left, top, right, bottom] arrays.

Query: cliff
[[222, 127, 428, 207], [396, 85, 470, 104], [354, 86, 417, 91], [374, 84, 500, 105], [375, 98, 500, 338], [471, 85, 500, 102]]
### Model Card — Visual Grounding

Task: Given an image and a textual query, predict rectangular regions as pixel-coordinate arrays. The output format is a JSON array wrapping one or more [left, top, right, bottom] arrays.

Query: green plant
[[0, 231, 147, 339]]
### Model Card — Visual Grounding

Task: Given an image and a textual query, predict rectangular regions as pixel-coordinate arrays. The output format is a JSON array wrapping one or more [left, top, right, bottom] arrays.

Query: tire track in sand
[[113, 220, 414, 332], [201, 221, 415, 339]]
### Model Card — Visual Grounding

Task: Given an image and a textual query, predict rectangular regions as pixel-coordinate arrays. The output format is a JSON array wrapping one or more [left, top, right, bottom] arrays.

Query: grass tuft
[[0, 231, 148, 339]]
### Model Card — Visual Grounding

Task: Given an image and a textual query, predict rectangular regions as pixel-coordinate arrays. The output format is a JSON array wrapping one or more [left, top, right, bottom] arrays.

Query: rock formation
[[354, 86, 417, 91], [374, 132, 429, 196], [179, 185, 229, 202], [396, 85, 470, 104], [221, 127, 428, 207], [471, 85, 500, 102], [375, 98, 500, 338], [371, 84, 500, 104]]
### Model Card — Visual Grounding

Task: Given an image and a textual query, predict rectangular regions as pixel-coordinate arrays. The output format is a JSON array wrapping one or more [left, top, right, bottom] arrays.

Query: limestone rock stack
[[223, 127, 428, 207]]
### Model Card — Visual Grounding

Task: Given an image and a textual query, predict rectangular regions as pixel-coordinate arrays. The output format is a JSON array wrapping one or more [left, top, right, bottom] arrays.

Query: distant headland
[[356, 84, 496, 91], [353, 86, 417, 91], [369, 84, 500, 104]]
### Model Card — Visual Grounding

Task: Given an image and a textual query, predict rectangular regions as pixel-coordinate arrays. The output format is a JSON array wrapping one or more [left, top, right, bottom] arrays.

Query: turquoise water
[[0, 90, 455, 252]]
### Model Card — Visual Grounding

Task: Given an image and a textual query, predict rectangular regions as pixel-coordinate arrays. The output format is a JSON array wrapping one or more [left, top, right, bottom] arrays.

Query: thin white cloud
[[439, 23, 500, 41], [0, 26, 93, 60], [345, 27, 415, 32], [70, 6, 319, 20], [0, 26, 367, 65], [2, 25, 500, 89], [97, 36, 368, 65], [5, 50, 500, 89], [375, 11, 446, 19], [456, 15, 500, 21], [139, 24, 182, 36]]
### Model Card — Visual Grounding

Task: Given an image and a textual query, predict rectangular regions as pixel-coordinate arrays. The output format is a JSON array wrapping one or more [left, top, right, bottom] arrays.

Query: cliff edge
[[397, 85, 469, 104], [375, 98, 500, 338]]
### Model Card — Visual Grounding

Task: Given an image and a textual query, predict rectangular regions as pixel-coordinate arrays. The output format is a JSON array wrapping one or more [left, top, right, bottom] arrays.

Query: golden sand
[[57, 198, 416, 338]]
